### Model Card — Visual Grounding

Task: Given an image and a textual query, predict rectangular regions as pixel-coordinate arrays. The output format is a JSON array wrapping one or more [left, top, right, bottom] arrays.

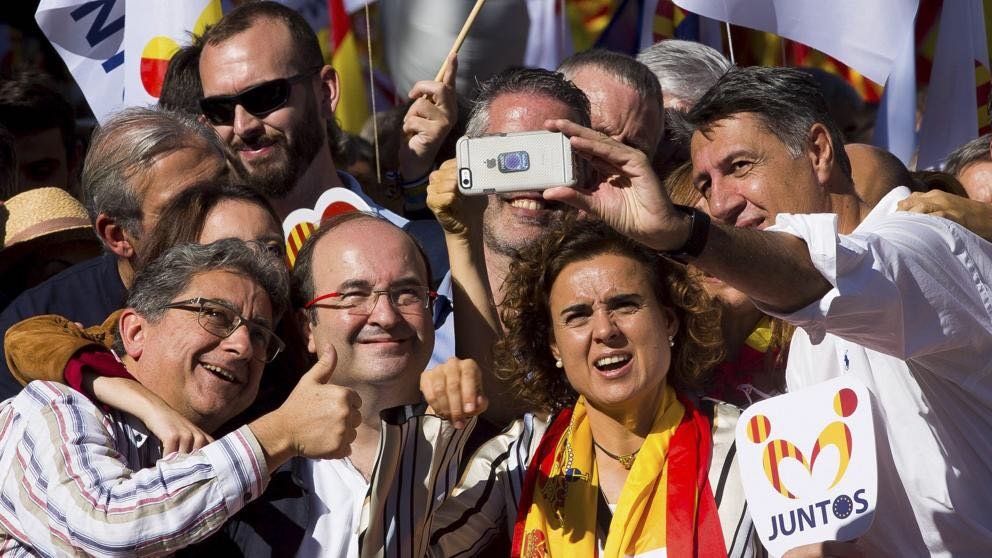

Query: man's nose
[[232, 104, 265, 139], [707, 177, 746, 225]]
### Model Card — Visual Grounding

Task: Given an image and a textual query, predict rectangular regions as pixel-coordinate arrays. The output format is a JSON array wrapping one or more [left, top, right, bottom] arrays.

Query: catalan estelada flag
[[328, 0, 369, 134]]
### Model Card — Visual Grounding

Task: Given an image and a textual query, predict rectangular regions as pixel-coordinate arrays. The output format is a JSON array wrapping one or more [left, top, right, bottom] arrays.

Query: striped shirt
[[367, 405, 474, 558], [427, 402, 765, 557], [0, 381, 268, 557]]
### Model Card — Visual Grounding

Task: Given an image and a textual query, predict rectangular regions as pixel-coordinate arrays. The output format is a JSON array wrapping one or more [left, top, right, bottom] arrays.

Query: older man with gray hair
[[942, 133, 992, 202], [637, 39, 732, 110], [0, 239, 361, 556], [558, 49, 664, 160], [0, 107, 230, 397]]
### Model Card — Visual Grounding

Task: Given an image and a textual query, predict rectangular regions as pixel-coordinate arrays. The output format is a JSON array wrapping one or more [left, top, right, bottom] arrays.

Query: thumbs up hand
[[250, 346, 363, 472]]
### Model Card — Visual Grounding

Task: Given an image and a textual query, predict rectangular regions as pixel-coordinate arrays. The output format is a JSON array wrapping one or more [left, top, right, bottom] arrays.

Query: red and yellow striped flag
[[328, 0, 369, 134]]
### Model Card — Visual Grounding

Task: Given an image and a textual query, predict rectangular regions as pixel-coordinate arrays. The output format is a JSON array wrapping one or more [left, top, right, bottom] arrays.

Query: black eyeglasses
[[199, 68, 320, 126], [162, 297, 285, 363]]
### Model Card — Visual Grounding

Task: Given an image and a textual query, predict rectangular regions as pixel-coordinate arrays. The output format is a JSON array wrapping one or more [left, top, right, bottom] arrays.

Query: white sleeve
[[758, 210, 992, 378]]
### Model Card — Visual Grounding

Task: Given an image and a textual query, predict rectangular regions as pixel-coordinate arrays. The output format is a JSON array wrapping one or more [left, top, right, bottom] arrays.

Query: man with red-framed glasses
[[289, 211, 486, 557]]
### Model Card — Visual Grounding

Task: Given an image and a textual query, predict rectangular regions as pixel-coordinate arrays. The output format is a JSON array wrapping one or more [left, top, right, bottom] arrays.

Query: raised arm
[[542, 119, 831, 314], [398, 54, 458, 187], [428, 159, 520, 424]]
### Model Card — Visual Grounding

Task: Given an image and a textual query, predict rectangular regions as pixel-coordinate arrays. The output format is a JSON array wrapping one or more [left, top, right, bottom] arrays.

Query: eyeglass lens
[[345, 288, 430, 316], [200, 78, 292, 126], [196, 302, 282, 362]]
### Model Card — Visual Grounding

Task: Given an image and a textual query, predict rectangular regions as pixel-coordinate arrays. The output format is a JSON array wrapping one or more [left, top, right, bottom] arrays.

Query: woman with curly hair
[[423, 167, 761, 557]]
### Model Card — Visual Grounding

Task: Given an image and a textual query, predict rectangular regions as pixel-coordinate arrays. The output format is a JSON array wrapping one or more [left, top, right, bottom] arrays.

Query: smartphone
[[456, 131, 576, 195]]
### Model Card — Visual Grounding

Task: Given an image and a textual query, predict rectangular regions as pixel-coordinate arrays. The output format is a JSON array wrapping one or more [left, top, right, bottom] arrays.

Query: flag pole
[[365, 3, 383, 185], [725, 21, 736, 65], [434, 0, 487, 81]]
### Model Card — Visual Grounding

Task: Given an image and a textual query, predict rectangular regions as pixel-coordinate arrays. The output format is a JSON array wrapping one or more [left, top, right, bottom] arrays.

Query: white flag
[[917, 2, 991, 169], [872, 29, 916, 166], [672, 0, 919, 85], [36, 0, 125, 123], [123, 0, 221, 107], [524, 0, 573, 70], [379, 0, 529, 98]]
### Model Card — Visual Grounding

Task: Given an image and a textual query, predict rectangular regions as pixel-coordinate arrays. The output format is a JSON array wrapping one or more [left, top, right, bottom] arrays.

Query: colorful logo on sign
[[281, 187, 372, 268], [734, 375, 876, 554], [746, 388, 858, 499]]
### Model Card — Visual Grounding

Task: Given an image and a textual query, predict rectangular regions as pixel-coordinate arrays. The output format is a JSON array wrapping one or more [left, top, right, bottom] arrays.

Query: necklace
[[592, 438, 639, 470]]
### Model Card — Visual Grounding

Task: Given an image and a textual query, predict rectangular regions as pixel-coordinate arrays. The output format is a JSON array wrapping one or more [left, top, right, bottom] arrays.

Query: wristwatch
[[664, 204, 710, 261]]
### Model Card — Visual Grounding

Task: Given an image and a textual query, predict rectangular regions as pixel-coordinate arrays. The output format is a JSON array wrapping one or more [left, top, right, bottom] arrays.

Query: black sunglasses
[[199, 68, 320, 126]]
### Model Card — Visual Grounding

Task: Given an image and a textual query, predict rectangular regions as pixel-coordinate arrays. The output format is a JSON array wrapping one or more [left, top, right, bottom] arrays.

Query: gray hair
[[558, 49, 662, 109], [686, 66, 852, 180], [944, 133, 992, 178], [127, 238, 290, 324], [465, 67, 591, 138], [637, 39, 731, 109], [81, 106, 227, 237]]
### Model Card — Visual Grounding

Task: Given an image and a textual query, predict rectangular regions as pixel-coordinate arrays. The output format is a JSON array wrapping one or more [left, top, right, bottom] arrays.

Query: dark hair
[[686, 66, 852, 180], [495, 217, 723, 413], [558, 48, 662, 110], [136, 182, 280, 271], [0, 125, 16, 199], [911, 170, 970, 198], [466, 67, 591, 137], [200, 1, 324, 74], [0, 71, 76, 165], [943, 133, 992, 178], [159, 40, 204, 115], [292, 212, 433, 322]]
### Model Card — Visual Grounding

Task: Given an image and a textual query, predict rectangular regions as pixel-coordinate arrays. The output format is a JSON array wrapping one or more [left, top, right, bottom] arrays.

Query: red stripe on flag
[[328, 0, 349, 50]]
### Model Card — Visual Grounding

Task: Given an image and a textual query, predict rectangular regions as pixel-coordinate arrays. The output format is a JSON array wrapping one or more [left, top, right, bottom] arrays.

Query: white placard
[[735, 375, 877, 557], [282, 187, 372, 265]]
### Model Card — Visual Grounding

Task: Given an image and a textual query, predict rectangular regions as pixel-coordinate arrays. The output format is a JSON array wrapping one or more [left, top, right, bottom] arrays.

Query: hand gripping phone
[[455, 131, 576, 195]]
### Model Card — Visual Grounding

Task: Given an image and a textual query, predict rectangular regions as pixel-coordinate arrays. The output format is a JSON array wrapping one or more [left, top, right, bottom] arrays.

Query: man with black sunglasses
[[0, 239, 363, 556], [197, 2, 456, 230]]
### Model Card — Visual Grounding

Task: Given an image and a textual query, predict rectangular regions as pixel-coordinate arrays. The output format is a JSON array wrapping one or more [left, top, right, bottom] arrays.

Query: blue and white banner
[[36, 0, 125, 123]]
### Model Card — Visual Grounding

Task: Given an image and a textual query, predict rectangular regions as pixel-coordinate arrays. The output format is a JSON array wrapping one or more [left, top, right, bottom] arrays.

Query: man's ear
[[319, 65, 341, 118], [94, 214, 135, 259], [807, 122, 836, 188], [118, 309, 146, 360], [298, 308, 318, 355]]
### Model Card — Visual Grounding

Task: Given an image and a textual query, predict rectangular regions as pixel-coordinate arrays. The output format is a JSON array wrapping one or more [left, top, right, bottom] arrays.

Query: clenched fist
[[421, 357, 488, 429]]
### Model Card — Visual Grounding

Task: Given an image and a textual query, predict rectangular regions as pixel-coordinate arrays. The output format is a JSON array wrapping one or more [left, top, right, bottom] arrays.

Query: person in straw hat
[[0, 187, 101, 306]]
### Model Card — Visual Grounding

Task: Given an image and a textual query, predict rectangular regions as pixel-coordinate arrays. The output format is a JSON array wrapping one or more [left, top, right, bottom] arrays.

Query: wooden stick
[[434, 0, 487, 81]]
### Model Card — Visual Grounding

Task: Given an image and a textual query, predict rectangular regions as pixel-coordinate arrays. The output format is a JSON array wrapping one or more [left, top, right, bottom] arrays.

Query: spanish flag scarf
[[511, 386, 727, 557]]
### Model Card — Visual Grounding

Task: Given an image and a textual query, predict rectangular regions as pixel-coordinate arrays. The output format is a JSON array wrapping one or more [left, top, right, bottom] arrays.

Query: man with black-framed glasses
[[0, 239, 363, 556]]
